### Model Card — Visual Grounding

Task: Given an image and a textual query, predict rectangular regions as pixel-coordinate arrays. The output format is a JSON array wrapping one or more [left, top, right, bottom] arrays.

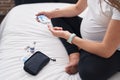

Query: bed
[[0, 2, 120, 80]]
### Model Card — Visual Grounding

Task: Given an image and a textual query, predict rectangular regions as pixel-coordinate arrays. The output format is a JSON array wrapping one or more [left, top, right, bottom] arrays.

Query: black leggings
[[51, 16, 82, 55], [51, 16, 120, 80]]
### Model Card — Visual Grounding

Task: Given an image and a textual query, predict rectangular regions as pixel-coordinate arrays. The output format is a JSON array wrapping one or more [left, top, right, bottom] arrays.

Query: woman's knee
[[78, 51, 116, 80], [78, 63, 102, 80], [78, 66, 115, 80]]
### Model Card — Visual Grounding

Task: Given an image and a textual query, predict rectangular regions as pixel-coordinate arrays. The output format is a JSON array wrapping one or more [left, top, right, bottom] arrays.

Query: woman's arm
[[70, 19, 120, 58], [48, 19, 120, 58], [36, 0, 87, 18], [53, 0, 87, 17]]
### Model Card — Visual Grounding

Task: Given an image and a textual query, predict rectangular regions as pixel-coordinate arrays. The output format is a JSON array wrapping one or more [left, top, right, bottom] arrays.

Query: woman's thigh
[[51, 16, 82, 37], [78, 50, 120, 80], [51, 16, 82, 54]]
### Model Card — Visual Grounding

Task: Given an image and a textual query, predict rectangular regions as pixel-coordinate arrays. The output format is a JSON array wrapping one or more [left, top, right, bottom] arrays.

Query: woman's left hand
[[48, 25, 71, 40]]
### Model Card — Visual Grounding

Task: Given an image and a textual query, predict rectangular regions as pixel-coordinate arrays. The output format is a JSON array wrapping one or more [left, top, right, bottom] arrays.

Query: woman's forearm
[[71, 36, 115, 58], [52, 0, 87, 18], [51, 5, 80, 18]]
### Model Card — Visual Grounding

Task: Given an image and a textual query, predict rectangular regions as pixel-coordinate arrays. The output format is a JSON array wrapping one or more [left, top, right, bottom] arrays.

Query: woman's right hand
[[35, 11, 52, 23], [36, 10, 56, 19]]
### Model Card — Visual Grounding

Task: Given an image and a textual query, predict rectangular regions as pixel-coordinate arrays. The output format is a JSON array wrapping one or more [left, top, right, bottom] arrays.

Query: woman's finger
[[48, 25, 53, 32], [36, 16, 40, 22], [35, 11, 45, 16], [53, 27, 63, 30], [48, 25, 62, 30]]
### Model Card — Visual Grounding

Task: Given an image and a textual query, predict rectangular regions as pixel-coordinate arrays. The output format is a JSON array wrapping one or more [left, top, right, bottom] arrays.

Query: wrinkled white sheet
[[0, 3, 81, 80], [0, 3, 120, 80]]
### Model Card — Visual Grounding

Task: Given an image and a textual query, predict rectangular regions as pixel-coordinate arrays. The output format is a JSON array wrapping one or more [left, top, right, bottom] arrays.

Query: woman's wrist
[[51, 8, 61, 18], [63, 32, 76, 44], [63, 32, 71, 40], [67, 33, 76, 44]]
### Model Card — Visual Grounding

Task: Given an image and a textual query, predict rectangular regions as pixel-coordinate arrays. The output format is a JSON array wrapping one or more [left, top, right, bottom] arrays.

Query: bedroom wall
[[0, 0, 15, 23], [0, 0, 15, 15]]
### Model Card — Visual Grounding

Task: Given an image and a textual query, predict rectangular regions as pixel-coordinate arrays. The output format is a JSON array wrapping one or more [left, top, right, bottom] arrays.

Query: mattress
[[0, 3, 120, 80]]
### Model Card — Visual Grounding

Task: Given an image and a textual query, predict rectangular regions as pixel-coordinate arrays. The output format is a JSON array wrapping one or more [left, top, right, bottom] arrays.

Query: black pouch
[[24, 51, 56, 75]]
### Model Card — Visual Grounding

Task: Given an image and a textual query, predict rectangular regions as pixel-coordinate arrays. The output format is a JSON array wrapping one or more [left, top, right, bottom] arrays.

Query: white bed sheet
[[0, 3, 120, 80]]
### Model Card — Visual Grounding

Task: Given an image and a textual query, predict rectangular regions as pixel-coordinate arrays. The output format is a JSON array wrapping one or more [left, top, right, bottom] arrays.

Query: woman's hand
[[36, 8, 60, 19], [35, 9, 60, 22], [48, 25, 71, 40], [36, 11, 53, 19]]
